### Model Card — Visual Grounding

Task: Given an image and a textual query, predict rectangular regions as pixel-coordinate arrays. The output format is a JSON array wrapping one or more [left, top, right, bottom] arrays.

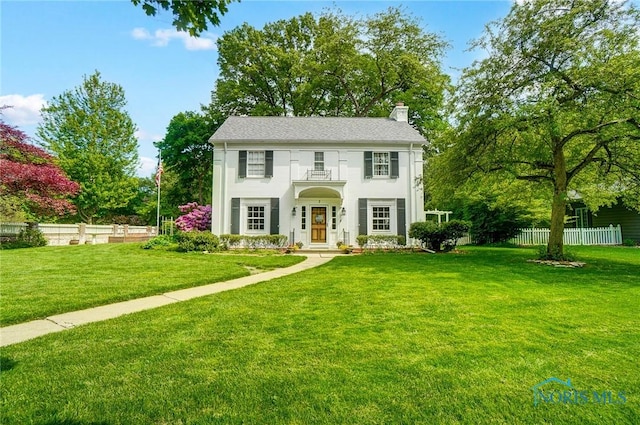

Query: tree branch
[[561, 118, 635, 147], [515, 174, 554, 182]]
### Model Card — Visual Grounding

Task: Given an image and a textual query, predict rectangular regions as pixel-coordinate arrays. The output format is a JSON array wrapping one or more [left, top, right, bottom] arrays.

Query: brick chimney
[[389, 102, 408, 122]]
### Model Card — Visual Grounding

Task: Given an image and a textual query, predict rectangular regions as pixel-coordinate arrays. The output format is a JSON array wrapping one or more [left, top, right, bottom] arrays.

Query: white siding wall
[[212, 143, 425, 246]]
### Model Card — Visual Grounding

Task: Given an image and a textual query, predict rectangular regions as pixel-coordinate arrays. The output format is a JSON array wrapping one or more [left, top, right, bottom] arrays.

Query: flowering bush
[[175, 202, 212, 232]]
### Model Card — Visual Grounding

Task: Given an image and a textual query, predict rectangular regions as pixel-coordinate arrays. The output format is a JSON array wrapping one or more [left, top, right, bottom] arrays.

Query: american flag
[[155, 159, 164, 187]]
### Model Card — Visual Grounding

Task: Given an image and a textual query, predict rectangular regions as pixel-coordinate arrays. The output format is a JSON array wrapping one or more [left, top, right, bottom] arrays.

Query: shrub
[[175, 231, 220, 252], [219, 234, 243, 249], [0, 226, 47, 250], [218, 234, 288, 250], [142, 234, 177, 250], [462, 200, 531, 245], [356, 234, 406, 250], [175, 202, 212, 232], [409, 219, 471, 252], [623, 239, 637, 247]]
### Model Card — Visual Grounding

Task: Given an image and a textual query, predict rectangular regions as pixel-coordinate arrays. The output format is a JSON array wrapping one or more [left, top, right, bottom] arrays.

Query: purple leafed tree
[[0, 119, 80, 218]]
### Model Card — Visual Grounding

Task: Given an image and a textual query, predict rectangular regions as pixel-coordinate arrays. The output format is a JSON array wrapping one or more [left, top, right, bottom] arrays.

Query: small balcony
[[304, 169, 332, 180]]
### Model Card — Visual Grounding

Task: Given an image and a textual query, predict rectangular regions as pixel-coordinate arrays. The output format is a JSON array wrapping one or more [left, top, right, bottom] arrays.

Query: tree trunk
[[548, 188, 567, 259], [548, 147, 568, 259]]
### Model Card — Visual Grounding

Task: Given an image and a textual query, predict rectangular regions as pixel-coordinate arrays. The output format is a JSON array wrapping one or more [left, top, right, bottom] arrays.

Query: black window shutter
[[265, 150, 273, 177], [238, 151, 247, 178], [364, 151, 373, 178], [390, 151, 399, 178], [270, 198, 279, 235], [358, 198, 368, 236], [231, 198, 240, 234], [397, 198, 406, 243]]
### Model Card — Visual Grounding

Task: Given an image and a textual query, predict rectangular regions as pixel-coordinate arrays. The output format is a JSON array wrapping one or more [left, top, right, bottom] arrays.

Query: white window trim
[[314, 152, 325, 171], [246, 151, 266, 178], [369, 200, 396, 235], [373, 152, 390, 178], [242, 200, 270, 234]]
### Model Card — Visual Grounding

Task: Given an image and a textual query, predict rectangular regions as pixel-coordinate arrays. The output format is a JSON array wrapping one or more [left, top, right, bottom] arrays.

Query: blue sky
[[1, 0, 511, 177]]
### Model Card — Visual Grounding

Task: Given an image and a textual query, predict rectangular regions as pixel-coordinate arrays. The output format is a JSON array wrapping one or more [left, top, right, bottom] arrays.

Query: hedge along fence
[[356, 234, 407, 250], [219, 234, 289, 250]]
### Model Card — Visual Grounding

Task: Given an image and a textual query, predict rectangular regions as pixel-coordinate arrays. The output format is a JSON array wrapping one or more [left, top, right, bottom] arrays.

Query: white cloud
[[131, 27, 217, 51], [135, 129, 163, 142], [0, 94, 47, 125], [137, 156, 158, 178]]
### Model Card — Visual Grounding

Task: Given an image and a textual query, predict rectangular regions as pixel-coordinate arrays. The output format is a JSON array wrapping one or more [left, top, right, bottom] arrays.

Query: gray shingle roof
[[209, 116, 426, 145]]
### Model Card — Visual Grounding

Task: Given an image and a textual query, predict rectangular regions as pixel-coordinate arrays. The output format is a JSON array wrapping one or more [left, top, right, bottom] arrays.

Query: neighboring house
[[209, 103, 426, 249], [568, 199, 640, 243]]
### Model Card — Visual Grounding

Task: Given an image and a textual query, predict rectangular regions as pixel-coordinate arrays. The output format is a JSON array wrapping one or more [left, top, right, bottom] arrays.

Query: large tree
[[214, 7, 450, 138], [131, 0, 237, 36], [155, 109, 223, 205], [37, 72, 139, 224], [441, 0, 640, 259], [1, 118, 79, 221]]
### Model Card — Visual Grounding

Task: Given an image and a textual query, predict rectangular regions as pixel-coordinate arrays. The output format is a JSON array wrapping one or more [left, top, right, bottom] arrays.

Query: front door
[[311, 207, 326, 243]]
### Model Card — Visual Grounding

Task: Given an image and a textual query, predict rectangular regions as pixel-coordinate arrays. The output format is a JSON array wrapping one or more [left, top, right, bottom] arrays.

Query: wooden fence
[[508, 225, 622, 246], [0, 222, 157, 246]]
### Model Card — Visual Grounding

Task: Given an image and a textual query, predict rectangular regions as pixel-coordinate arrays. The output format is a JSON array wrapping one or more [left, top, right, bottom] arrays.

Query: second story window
[[247, 151, 265, 177], [373, 152, 390, 176], [364, 151, 398, 179], [239, 150, 273, 178], [314, 152, 324, 171]]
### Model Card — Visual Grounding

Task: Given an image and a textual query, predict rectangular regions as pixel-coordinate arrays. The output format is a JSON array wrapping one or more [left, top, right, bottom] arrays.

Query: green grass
[[1, 246, 639, 424], [0, 243, 304, 326]]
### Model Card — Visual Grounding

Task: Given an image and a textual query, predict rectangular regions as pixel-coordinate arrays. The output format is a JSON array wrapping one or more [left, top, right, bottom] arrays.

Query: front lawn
[[1, 246, 639, 424], [0, 243, 303, 326]]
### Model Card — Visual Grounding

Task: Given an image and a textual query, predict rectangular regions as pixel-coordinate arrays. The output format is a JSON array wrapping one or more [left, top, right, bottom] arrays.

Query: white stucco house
[[209, 103, 426, 249]]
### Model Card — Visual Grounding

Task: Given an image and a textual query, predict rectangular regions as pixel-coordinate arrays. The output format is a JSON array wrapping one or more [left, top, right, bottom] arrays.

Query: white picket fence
[[0, 222, 157, 246], [509, 225, 622, 246]]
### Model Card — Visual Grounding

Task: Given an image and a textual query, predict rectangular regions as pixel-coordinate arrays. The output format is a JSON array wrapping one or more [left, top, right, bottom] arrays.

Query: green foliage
[[219, 234, 288, 250], [37, 71, 139, 224], [142, 234, 177, 250], [175, 231, 220, 252], [622, 239, 637, 247], [105, 176, 157, 225], [356, 234, 406, 250], [131, 0, 237, 36], [155, 110, 223, 206], [0, 226, 47, 250], [461, 199, 532, 245], [436, 0, 640, 259], [409, 219, 471, 252], [214, 7, 449, 138]]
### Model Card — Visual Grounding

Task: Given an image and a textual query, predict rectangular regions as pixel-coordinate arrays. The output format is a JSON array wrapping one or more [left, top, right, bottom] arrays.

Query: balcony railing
[[305, 169, 332, 180]]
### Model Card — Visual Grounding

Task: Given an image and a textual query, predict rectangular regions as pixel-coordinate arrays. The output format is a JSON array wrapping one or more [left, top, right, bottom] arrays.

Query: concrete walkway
[[0, 253, 336, 347]]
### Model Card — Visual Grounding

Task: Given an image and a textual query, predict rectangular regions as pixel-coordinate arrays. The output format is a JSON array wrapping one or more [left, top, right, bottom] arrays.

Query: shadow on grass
[[0, 356, 17, 372]]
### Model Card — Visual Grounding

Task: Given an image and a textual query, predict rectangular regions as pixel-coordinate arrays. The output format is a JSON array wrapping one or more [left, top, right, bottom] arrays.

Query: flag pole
[[156, 152, 162, 234]]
